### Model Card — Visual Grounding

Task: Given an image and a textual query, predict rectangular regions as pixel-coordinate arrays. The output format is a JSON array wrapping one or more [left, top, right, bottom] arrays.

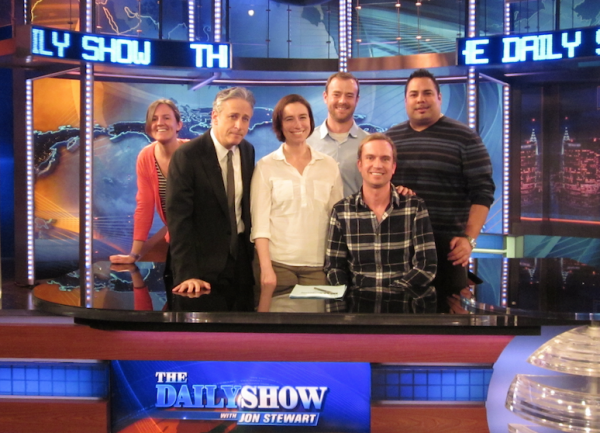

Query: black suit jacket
[[166, 130, 255, 286]]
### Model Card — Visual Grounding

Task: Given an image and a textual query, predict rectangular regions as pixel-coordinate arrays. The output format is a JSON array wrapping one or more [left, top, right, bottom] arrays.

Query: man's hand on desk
[[172, 278, 212, 296]]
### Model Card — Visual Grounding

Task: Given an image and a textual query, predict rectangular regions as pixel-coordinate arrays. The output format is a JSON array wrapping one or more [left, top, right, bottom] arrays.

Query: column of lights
[[25, 80, 35, 284], [502, 0, 511, 235], [466, 0, 477, 129], [82, 63, 94, 307], [81, 0, 94, 305], [501, 258, 509, 307], [504, 0, 511, 35], [467, 0, 476, 37], [352, 1, 361, 66], [214, 0, 222, 42], [346, 0, 352, 62], [84, 0, 92, 31], [188, 0, 195, 41], [467, 68, 477, 129], [503, 84, 510, 235], [395, 2, 401, 53], [338, 0, 349, 72], [415, 1, 421, 44]]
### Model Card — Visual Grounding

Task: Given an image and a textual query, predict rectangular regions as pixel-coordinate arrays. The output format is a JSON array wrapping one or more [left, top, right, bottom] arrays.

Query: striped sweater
[[387, 116, 495, 236]]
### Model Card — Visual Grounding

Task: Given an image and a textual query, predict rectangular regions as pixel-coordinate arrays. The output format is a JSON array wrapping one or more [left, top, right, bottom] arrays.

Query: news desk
[[3, 258, 595, 433]]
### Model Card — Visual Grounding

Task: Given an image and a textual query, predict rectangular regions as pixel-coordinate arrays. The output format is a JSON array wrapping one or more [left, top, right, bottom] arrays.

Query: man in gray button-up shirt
[[307, 72, 368, 197]]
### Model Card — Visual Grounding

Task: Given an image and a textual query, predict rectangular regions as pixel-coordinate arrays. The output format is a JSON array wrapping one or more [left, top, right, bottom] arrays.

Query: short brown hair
[[272, 94, 315, 143], [145, 99, 182, 137], [325, 72, 360, 97], [357, 133, 397, 161]]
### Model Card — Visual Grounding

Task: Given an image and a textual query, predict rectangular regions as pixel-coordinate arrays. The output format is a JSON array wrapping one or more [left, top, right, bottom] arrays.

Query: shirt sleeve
[[165, 146, 199, 283], [391, 198, 437, 298], [324, 207, 350, 286], [327, 164, 344, 211], [464, 131, 495, 209], [133, 146, 155, 242], [249, 161, 272, 242]]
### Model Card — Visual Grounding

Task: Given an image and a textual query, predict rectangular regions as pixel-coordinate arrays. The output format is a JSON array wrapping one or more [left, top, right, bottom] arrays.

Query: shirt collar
[[318, 119, 361, 139], [272, 143, 323, 163], [211, 128, 238, 161], [355, 183, 401, 209]]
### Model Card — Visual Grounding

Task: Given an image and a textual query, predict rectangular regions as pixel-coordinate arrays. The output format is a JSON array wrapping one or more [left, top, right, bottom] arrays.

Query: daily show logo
[[155, 372, 328, 426]]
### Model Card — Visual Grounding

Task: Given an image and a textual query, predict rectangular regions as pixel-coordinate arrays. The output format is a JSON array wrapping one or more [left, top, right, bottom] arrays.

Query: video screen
[[551, 83, 600, 223]]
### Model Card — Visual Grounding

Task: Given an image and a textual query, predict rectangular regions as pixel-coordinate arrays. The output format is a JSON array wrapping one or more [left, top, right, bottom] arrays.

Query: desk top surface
[[29, 258, 597, 332]]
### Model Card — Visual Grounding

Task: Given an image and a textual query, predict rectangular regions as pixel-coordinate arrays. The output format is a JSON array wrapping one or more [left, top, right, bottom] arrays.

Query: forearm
[[402, 204, 437, 295], [464, 204, 489, 240], [324, 218, 349, 286], [255, 238, 276, 312], [396, 244, 437, 296], [129, 240, 145, 258], [255, 238, 273, 272], [134, 156, 157, 242], [325, 263, 349, 286]]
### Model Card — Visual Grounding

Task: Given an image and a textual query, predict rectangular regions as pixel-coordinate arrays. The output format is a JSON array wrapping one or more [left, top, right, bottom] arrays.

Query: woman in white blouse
[[251, 94, 343, 312]]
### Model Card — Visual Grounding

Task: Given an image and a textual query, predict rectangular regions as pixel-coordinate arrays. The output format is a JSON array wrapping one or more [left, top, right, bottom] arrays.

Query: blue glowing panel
[[30, 26, 231, 69], [371, 365, 492, 402], [0, 361, 108, 398], [111, 361, 370, 433], [457, 26, 600, 66]]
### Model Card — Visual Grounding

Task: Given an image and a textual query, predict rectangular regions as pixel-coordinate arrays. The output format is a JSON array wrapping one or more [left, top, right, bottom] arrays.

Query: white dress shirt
[[250, 144, 343, 267]]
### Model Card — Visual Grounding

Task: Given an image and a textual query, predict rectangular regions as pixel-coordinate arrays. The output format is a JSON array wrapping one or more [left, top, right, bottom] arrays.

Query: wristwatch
[[465, 235, 477, 250]]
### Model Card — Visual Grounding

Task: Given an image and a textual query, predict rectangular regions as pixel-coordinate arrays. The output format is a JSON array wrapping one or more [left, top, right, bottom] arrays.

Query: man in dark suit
[[166, 87, 256, 312]]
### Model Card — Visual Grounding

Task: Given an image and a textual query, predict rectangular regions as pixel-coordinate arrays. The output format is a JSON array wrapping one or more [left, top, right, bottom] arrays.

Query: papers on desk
[[289, 284, 346, 299]]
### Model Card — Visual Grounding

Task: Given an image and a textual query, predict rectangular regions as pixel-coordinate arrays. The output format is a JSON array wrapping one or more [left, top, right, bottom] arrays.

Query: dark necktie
[[226, 150, 238, 257]]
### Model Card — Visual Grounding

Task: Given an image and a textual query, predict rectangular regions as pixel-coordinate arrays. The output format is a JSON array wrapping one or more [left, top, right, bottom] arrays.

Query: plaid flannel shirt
[[325, 186, 437, 313]]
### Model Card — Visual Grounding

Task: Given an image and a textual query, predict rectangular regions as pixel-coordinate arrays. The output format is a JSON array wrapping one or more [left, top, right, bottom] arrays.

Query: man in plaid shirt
[[324, 133, 437, 313]]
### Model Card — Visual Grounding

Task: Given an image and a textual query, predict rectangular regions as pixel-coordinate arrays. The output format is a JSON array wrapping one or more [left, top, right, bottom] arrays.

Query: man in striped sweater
[[386, 69, 495, 313]]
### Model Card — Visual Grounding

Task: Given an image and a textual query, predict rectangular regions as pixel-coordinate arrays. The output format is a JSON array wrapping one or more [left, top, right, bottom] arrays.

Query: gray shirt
[[307, 120, 369, 197]]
